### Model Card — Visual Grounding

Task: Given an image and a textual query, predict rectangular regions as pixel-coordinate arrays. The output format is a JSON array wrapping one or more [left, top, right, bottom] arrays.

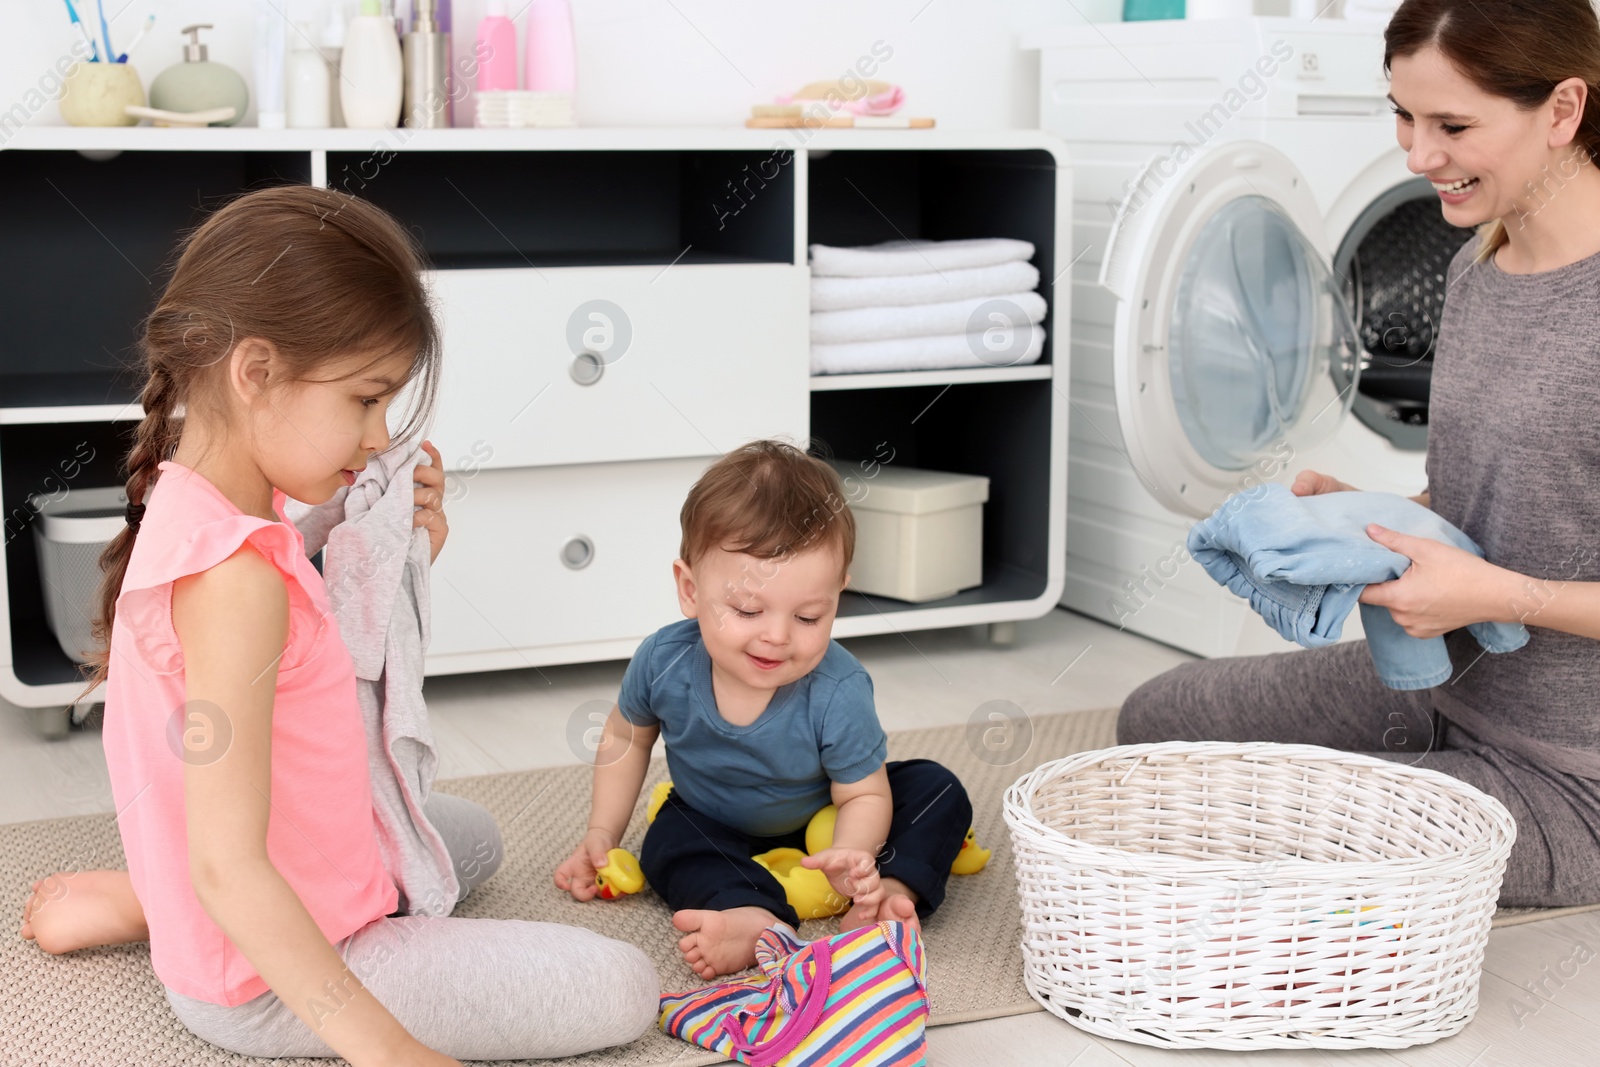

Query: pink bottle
[[475, 0, 518, 92], [524, 0, 576, 92]]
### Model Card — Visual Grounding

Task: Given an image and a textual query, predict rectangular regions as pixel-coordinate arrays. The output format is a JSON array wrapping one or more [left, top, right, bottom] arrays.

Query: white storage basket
[[1002, 741, 1516, 1050], [29, 486, 128, 664]]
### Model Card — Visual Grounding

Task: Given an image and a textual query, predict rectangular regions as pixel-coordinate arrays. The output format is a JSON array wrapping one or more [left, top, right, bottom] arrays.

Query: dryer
[[1023, 16, 1471, 658]]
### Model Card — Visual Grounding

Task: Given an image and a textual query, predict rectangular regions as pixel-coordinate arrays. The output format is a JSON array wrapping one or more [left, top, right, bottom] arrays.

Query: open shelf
[[835, 561, 1046, 620], [0, 372, 140, 411], [2, 421, 134, 687], [0, 148, 309, 410], [810, 365, 1053, 391], [806, 147, 1059, 372], [809, 377, 1053, 618], [326, 149, 796, 268]]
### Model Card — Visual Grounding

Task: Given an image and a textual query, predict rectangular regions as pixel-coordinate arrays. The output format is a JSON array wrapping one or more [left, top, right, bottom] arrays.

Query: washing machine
[[1022, 16, 1471, 659]]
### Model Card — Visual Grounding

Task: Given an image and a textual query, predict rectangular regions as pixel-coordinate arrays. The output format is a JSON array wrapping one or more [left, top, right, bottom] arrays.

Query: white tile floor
[[4, 608, 1593, 1065]]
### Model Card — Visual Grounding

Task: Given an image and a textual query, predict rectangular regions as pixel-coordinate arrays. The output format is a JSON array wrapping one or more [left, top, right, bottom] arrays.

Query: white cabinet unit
[[0, 127, 1070, 721]]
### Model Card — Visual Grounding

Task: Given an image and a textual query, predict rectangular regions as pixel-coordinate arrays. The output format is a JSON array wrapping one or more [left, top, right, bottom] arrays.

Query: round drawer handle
[[569, 351, 605, 386], [560, 534, 595, 570]]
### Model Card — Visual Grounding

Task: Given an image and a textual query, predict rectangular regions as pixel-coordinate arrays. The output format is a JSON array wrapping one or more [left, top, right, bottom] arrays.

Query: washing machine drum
[[1335, 190, 1472, 433]]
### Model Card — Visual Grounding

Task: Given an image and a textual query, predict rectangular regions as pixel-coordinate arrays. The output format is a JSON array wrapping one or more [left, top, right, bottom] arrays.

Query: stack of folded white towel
[[808, 237, 1046, 375]]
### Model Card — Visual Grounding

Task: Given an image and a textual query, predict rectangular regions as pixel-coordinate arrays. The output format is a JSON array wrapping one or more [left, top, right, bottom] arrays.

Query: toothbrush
[[95, 0, 114, 67], [61, 0, 100, 61], [116, 14, 154, 63]]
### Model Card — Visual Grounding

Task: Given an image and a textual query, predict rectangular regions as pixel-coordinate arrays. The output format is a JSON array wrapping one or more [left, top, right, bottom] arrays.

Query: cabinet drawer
[[428, 456, 708, 657], [426, 264, 809, 470]]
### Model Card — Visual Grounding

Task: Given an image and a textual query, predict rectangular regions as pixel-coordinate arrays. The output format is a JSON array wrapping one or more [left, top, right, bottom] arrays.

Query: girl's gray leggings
[[1117, 640, 1600, 909], [164, 791, 659, 1060]]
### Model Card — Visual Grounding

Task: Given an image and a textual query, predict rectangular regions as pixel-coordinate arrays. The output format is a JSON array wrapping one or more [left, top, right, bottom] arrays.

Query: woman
[[1118, 0, 1600, 907]]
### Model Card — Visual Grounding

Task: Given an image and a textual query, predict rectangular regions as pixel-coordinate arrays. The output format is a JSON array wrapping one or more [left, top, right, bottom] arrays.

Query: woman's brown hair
[[1385, 0, 1600, 263], [83, 184, 440, 692]]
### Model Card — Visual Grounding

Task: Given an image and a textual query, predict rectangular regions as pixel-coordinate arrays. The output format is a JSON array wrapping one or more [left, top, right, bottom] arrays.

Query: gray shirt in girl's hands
[[617, 618, 889, 837]]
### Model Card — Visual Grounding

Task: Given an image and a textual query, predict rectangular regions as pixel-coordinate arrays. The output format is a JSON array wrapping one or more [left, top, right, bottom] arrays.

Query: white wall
[[1, 0, 1134, 132]]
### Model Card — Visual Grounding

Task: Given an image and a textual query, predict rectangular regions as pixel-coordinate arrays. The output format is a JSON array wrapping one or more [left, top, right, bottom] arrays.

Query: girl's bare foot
[[20, 869, 149, 954], [672, 906, 776, 979], [840, 876, 921, 934]]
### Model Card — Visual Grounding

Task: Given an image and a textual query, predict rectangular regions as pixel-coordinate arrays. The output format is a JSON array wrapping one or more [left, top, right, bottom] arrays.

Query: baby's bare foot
[[878, 892, 920, 933], [838, 894, 881, 932], [843, 892, 921, 935], [21, 869, 148, 954], [841, 876, 921, 934], [672, 906, 775, 979]]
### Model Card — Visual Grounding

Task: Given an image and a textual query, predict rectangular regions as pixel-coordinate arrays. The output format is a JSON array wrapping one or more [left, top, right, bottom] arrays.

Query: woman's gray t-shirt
[[1428, 234, 1600, 754]]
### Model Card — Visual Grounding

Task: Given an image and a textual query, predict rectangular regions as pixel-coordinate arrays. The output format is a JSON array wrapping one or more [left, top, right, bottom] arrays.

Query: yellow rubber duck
[[646, 780, 674, 823], [950, 827, 991, 875], [805, 804, 838, 856], [594, 848, 645, 899], [751, 847, 850, 919], [808, 805, 990, 875]]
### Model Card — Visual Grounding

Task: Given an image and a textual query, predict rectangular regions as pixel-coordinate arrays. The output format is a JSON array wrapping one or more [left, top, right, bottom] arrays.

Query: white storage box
[[828, 461, 989, 603], [29, 485, 127, 664]]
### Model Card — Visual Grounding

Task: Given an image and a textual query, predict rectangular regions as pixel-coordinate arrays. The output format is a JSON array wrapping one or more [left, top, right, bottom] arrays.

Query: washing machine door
[[1100, 140, 1361, 518]]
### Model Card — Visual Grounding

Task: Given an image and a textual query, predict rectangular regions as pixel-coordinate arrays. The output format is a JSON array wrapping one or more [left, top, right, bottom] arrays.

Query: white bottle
[[322, 1, 347, 127], [253, 1, 288, 128], [341, 0, 403, 128], [287, 22, 330, 128]]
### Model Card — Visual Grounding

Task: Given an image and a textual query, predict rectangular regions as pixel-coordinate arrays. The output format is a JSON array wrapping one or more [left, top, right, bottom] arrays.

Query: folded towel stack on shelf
[[808, 238, 1046, 375]]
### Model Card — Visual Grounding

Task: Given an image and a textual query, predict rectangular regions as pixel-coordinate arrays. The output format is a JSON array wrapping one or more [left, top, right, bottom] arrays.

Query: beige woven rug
[[3, 708, 1119, 1067], [6, 707, 1596, 1067]]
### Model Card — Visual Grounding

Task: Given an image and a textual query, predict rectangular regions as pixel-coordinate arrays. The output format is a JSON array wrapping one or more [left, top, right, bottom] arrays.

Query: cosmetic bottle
[[342, 0, 403, 127], [148, 24, 249, 126], [403, 0, 451, 126], [322, 1, 347, 127], [253, 0, 287, 128], [476, 0, 517, 92], [287, 22, 330, 127], [524, 0, 576, 92]]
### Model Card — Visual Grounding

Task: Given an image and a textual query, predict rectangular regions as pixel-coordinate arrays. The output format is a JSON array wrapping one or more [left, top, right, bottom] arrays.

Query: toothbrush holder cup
[[60, 62, 146, 127]]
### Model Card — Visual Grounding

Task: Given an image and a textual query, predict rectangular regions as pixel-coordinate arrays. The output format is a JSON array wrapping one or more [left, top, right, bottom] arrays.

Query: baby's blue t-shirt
[[617, 618, 888, 837]]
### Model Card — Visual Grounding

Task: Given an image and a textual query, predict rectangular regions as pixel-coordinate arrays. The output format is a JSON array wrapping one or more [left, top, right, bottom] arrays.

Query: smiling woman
[[1384, 0, 1600, 268], [1117, 0, 1600, 912]]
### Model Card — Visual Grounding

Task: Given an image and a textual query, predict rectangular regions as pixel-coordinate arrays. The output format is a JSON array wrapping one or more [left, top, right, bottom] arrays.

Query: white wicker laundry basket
[[1002, 741, 1516, 1050]]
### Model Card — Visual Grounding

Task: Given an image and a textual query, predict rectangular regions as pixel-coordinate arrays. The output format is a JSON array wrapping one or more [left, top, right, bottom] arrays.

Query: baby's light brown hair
[[679, 440, 855, 581]]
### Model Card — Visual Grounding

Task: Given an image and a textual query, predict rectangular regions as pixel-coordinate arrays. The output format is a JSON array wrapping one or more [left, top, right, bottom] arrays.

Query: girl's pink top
[[102, 461, 398, 1006]]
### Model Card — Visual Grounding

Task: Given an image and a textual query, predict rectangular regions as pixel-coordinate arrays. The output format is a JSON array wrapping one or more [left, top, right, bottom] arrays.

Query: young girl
[[17, 186, 657, 1064]]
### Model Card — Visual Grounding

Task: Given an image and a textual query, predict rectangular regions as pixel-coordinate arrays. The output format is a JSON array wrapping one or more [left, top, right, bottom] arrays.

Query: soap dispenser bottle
[[148, 24, 250, 126]]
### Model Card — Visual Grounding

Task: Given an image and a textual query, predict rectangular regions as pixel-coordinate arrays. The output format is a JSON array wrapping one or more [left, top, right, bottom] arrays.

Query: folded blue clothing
[[1187, 483, 1528, 690]]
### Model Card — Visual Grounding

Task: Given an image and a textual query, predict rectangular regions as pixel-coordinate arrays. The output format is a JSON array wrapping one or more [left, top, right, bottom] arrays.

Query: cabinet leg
[[987, 620, 1017, 646], [34, 706, 72, 740]]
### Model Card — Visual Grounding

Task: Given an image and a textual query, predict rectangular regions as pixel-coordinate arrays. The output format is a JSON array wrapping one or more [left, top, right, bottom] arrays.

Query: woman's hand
[[412, 441, 449, 565], [553, 828, 618, 902], [1290, 469, 1358, 497], [1358, 524, 1519, 637]]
